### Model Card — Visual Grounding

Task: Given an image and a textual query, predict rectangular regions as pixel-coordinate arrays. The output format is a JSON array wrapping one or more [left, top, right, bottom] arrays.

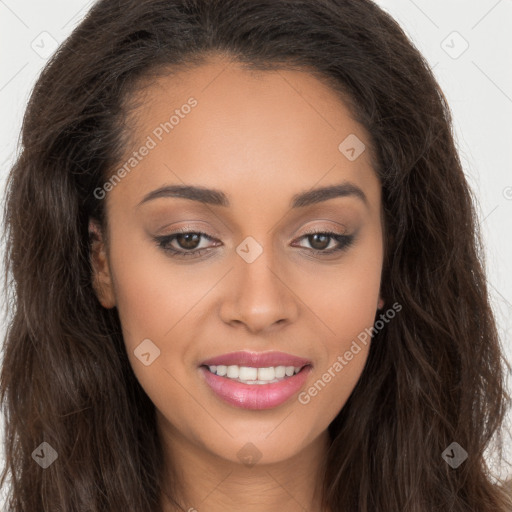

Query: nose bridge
[[239, 245, 282, 301], [220, 235, 298, 332]]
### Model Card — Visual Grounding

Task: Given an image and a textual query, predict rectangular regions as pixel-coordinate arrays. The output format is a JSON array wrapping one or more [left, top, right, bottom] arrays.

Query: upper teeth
[[208, 365, 302, 383]]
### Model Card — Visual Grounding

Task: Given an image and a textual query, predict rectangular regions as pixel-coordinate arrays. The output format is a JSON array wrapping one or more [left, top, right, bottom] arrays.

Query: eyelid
[[154, 221, 220, 237], [291, 228, 355, 254], [298, 224, 348, 236], [155, 221, 349, 243], [153, 225, 356, 260]]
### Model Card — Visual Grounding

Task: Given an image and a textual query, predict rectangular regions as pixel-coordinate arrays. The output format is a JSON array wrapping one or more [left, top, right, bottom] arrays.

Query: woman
[[1, 0, 510, 510]]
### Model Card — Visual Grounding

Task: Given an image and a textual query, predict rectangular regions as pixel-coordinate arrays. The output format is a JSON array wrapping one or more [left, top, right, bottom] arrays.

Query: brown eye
[[154, 231, 220, 258], [307, 233, 331, 251], [175, 233, 201, 250], [292, 230, 355, 255]]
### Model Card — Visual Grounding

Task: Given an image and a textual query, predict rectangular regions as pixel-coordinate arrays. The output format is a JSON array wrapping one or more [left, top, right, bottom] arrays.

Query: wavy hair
[[1, 0, 511, 510]]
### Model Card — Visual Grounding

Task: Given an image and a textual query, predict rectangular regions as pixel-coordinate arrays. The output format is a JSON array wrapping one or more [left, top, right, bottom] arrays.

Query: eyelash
[[154, 227, 355, 259]]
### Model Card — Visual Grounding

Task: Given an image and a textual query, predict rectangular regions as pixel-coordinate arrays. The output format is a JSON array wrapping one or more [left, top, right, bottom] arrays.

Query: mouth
[[200, 363, 309, 385], [198, 352, 313, 410], [200, 350, 312, 371]]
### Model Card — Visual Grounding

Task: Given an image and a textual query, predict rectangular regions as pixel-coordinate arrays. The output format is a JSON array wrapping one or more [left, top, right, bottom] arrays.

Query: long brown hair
[[1, 0, 511, 510]]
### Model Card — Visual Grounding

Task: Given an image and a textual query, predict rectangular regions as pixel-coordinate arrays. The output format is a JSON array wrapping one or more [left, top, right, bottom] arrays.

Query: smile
[[205, 364, 304, 384], [199, 364, 312, 410]]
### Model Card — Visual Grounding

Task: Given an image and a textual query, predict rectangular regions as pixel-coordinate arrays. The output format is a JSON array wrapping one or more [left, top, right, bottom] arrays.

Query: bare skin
[[90, 53, 384, 512]]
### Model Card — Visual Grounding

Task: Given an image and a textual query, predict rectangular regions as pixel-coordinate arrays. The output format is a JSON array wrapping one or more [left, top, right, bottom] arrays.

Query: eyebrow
[[137, 181, 368, 209]]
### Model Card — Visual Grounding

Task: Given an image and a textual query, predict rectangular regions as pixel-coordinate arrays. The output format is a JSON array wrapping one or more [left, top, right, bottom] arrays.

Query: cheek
[[293, 231, 381, 421], [298, 342, 370, 432], [106, 224, 194, 351], [298, 227, 383, 341], [295, 271, 378, 427], [107, 234, 205, 405]]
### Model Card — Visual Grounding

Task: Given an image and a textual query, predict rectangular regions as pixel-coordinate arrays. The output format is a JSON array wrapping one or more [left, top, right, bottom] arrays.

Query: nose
[[219, 246, 299, 334]]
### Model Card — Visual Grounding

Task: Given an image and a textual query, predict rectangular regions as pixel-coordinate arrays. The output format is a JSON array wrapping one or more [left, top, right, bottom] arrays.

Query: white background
[[0, 0, 511, 496]]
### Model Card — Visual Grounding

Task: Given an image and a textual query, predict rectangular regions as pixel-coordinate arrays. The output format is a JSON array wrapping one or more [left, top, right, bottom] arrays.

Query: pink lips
[[199, 351, 313, 410], [200, 350, 311, 368], [200, 365, 312, 410]]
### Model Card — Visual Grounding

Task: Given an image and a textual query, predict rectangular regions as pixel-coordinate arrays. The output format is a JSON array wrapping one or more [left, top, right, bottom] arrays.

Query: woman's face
[[91, 55, 384, 466]]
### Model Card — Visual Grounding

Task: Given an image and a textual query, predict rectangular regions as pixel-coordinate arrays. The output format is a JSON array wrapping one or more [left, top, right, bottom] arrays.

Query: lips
[[200, 350, 312, 369], [199, 364, 313, 410]]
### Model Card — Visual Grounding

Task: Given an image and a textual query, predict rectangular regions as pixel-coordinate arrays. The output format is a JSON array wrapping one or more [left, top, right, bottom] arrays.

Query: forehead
[[109, 55, 380, 212]]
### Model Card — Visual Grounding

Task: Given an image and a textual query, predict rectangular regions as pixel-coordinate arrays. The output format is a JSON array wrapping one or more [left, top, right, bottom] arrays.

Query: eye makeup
[[153, 226, 356, 260]]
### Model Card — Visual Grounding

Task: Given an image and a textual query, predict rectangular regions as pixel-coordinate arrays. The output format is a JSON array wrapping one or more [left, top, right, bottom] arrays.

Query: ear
[[89, 219, 116, 309], [377, 297, 385, 310]]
